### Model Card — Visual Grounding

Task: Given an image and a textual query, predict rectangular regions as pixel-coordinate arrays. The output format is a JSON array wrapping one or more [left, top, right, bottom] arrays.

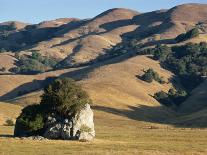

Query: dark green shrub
[[141, 68, 165, 84], [15, 104, 44, 136], [141, 69, 154, 83], [186, 28, 199, 39], [175, 28, 199, 42], [25, 24, 38, 30], [153, 45, 171, 61], [5, 119, 14, 126], [154, 88, 188, 107], [154, 91, 172, 106], [9, 67, 20, 73], [41, 78, 92, 117], [0, 22, 16, 32]]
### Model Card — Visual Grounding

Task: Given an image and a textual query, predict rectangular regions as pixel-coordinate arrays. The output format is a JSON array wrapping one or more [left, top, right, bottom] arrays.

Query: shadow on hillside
[[1, 19, 88, 52], [142, 38, 176, 47], [93, 105, 207, 128], [59, 52, 134, 79], [0, 49, 133, 102], [0, 77, 56, 101], [52, 18, 134, 48], [0, 134, 13, 138], [100, 19, 133, 31], [122, 10, 175, 42]]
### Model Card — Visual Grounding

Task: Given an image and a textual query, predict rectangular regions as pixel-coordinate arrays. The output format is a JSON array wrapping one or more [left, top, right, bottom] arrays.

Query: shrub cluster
[[153, 42, 207, 91], [4, 119, 14, 126], [0, 22, 17, 32], [9, 52, 58, 74], [175, 28, 199, 42], [15, 78, 92, 136], [154, 88, 188, 107], [140, 68, 165, 84]]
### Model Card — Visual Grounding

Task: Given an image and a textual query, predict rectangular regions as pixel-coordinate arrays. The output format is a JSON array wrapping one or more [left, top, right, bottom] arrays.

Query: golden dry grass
[[3, 55, 173, 111], [0, 102, 22, 125], [81, 55, 173, 108], [0, 110, 207, 155], [0, 52, 16, 72]]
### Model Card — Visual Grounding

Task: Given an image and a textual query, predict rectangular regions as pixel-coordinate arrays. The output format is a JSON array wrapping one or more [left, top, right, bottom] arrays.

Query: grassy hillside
[[0, 55, 172, 108], [0, 102, 22, 125]]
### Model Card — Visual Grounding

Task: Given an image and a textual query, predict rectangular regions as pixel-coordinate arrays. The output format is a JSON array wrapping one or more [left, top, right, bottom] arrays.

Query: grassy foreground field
[[0, 110, 207, 155]]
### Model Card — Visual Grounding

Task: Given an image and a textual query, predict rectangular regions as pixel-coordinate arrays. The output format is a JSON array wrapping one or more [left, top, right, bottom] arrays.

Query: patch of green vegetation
[[140, 68, 165, 84], [155, 43, 206, 91], [154, 88, 188, 107], [4, 119, 14, 126], [0, 22, 17, 32], [175, 28, 199, 43], [24, 24, 38, 30], [9, 52, 59, 74], [15, 104, 45, 136], [153, 45, 171, 62], [152, 42, 207, 106], [15, 78, 92, 136]]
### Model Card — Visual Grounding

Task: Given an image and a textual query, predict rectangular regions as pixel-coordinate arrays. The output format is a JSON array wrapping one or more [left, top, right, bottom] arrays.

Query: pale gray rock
[[72, 104, 95, 141]]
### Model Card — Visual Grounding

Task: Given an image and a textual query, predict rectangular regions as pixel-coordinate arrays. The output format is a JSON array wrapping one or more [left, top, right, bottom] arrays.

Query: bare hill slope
[[0, 102, 22, 125]]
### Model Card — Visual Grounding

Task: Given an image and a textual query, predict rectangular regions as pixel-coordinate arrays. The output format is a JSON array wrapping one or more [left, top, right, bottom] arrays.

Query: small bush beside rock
[[4, 119, 14, 126]]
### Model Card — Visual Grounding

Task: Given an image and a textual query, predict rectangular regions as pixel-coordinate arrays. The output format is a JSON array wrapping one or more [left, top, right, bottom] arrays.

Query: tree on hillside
[[153, 45, 172, 61], [140, 68, 165, 84], [175, 28, 199, 42]]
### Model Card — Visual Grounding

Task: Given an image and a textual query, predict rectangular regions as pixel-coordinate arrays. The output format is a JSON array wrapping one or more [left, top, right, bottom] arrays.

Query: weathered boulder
[[43, 104, 95, 141], [73, 104, 95, 141]]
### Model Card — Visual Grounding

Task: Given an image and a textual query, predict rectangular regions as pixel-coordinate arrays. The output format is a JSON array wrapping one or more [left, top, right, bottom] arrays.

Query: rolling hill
[[0, 3, 207, 128]]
